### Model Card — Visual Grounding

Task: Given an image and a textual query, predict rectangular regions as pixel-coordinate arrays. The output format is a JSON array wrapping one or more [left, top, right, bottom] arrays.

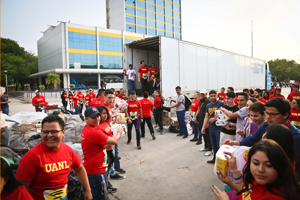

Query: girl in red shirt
[[1, 158, 33, 200], [61, 90, 68, 111], [263, 91, 269, 101], [213, 139, 300, 200], [68, 92, 74, 110], [289, 99, 300, 128], [154, 90, 164, 133]]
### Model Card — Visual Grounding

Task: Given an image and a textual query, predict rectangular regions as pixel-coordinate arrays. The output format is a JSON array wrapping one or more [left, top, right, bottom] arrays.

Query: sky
[[1, 0, 300, 63]]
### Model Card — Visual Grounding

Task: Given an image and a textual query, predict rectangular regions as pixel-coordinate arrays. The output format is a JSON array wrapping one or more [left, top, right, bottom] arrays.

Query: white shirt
[[127, 69, 136, 81]]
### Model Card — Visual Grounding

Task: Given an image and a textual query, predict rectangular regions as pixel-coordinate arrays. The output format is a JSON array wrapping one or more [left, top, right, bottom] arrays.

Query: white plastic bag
[[187, 123, 193, 135]]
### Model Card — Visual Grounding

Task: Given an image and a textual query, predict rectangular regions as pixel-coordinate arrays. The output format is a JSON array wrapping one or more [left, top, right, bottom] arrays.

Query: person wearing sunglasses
[[15, 115, 93, 200], [223, 97, 300, 177]]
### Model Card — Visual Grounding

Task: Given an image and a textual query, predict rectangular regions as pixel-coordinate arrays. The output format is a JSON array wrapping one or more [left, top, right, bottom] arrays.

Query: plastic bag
[[170, 125, 180, 133], [68, 169, 85, 200], [187, 123, 193, 135], [117, 100, 128, 111], [1, 128, 12, 146]]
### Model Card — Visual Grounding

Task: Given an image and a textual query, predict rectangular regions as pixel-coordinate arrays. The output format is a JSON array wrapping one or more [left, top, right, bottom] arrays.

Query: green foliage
[[69, 84, 75, 88], [39, 85, 45, 90], [1, 38, 38, 90], [47, 73, 61, 85], [268, 59, 300, 82]]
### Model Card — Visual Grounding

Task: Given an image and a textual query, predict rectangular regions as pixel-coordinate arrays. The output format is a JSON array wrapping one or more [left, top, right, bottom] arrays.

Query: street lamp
[[4, 70, 8, 92]]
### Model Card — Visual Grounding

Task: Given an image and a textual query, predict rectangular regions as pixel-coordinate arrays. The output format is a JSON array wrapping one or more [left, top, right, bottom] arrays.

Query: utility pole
[[251, 20, 253, 58]]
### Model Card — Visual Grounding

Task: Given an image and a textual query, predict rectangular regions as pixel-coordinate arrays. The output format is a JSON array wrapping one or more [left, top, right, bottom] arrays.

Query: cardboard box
[[162, 117, 171, 125], [163, 110, 169, 117], [171, 117, 179, 126]]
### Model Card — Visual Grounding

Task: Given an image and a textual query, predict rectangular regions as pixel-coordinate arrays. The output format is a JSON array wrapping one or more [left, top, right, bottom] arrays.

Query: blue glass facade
[[69, 53, 97, 69], [68, 32, 96, 50], [99, 55, 122, 69], [70, 73, 98, 87], [99, 36, 122, 52]]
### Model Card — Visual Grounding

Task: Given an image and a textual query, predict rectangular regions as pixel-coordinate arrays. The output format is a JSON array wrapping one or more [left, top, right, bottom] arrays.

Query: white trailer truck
[[124, 36, 268, 98]]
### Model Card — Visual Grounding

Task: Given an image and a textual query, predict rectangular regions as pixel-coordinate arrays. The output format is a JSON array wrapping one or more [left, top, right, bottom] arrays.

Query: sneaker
[[190, 138, 198, 142], [110, 174, 124, 180], [116, 169, 126, 174], [160, 129, 164, 135], [196, 140, 202, 145], [182, 135, 188, 139], [151, 134, 156, 140], [141, 135, 145, 138], [204, 151, 213, 156], [207, 159, 215, 164], [126, 140, 131, 144], [107, 181, 117, 193], [199, 147, 209, 152], [137, 145, 142, 149]]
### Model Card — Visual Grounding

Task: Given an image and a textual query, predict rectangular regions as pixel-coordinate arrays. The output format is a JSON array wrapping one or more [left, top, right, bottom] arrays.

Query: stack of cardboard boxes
[[162, 111, 171, 125]]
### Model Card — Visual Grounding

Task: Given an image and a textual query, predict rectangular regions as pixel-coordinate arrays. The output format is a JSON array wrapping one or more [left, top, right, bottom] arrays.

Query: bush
[[39, 85, 45, 90], [69, 84, 75, 88]]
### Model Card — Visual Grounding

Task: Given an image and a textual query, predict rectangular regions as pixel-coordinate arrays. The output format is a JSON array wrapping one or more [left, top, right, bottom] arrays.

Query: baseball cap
[[129, 91, 136, 94], [275, 87, 281, 91], [84, 107, 99, 118], [200, 89, 207, 94], [89, 88, 93, 91], [35, 90, 39, 94]]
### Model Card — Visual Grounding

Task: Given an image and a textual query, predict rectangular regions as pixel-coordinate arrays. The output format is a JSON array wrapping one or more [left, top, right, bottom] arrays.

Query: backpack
[[160, 98, 164, 109], [183, 95, 192, 111]]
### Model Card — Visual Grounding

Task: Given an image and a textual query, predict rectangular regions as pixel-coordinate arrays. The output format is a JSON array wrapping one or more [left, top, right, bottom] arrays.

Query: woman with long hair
[[1, 158, 33, 199], [213, 140, 300, 200], [153, 90, 164, 134], [289, 99, 300, 129], [240, 98, 258, 139], [61, 90, 68, 111], [263, 91, 270, 101]]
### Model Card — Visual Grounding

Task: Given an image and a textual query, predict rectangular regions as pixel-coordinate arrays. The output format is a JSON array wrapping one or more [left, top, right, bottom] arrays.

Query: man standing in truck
[[138, 60, 149, 95]]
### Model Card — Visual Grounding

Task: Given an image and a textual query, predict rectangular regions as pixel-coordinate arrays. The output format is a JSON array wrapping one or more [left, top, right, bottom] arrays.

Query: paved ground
[[6, 87, 291, 200]]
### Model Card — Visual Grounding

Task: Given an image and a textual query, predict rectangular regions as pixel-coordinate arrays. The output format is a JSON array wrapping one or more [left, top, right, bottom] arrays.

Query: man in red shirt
[[139, 91, 155, 140], [73, 91, 80, 114], [117, 88, 126, 100], [269, 88, 285, 99], [138, 60, 149, 95], [189, 92, 201, 144], [16, 115, 93, 200], [90, 89, 105, 108], [77, 89, 85, 115], [89, 88, 96, 101], [287, 84, 300, 102], [217, 87, 226, 102], [269, 85, 275, 96], [148, 63, 160, 95], [126, 91, 143, 149], [85, 90, 91, 110], [254, 88, 267, 104], [31, 90, 48, 112], [82, 107, 122, 200]]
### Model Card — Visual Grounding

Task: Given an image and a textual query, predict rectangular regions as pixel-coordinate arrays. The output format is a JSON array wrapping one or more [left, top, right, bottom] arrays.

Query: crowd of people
[[2, 81, 300, 200]]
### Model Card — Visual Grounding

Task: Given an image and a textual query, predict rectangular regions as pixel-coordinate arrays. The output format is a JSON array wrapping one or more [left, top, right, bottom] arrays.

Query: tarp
[[59, 115, 85, 143], [1, 113, 15, 128], [5, 112, 48, 124]]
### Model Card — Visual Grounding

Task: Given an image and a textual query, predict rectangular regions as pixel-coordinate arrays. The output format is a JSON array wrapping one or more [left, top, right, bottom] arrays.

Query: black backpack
[[183, 95, 192, 111]]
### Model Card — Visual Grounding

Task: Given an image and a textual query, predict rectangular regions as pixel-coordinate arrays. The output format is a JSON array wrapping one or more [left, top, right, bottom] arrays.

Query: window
[[137, 18, 146, 26], [126, 5, 136, 14], [137, 26, 146, 34], [174, 19, 181, 26], [126, 24, 136, 32], [157, 6, 164, 14], [173, 0, 180, 4], [166, 24, 173, 32], [166, 2, 172, 9], [166, 32, 174, 38], [101, 74, 124, 83], [137, 0, 146, 9], [174, 4, 180, 12], [126, 15, 136, 24], [148, 28, 156, 35], [166, 9, 172, 17], [157, 14, 165, 22], [125, 39, 134, 44], [157, 30, 165, 36], [99, 36, 122, 52], [166, 16, 172, 24], [68, 32, 97, 50], [69, 53, 97, 69], [174, 33, 181, 40], [174, 26, 181, 33], [157, 22, 165, 30], [125, 0, 135, 6], [70, 73, 98, 87], [147, 3, 155, 11], [174, 11, 180, 19], [157, 0, 164, 7], [99, 55, 123, 69], [137, 9, 146, 17], [148, 20, 156, 28], [147, 11, 156, 20], [147, 0, 155, 3]]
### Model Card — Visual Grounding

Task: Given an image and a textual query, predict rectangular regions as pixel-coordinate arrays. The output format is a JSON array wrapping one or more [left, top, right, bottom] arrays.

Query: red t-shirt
[[90, 97, 105, 108], [117, 93, 126, 100], [269, 89, 275, 96], [90, 92, 96, 100], [81, 125, 109, 175], [138, 66, 149, 79], [190, 99, 200, 117], [32, 95, 46, 108], [218, 93, 226, 101], [154, 97, 162, 108], [77, 93, 84, 104], [269, 94, 285, 100], [239, 180, 286, 200], [127, 100, 142, 119], [97, 122, 113, 137], [287, 91, 300, 102], [15, 142, 81, 200], [1, 186, 34, 200], [73, 95, 79, 107], [85, 95, 90, 106], [139, 98, 154, 118], [100, 102, 113, 125], [289, 108, 300, 127], [258, 97, 267, 104], [149, 67, 160, 80]]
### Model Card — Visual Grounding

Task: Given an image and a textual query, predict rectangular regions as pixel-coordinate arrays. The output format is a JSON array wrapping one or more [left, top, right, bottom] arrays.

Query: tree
[[268, 59, 300, 82], [47, 73, 61, 89]]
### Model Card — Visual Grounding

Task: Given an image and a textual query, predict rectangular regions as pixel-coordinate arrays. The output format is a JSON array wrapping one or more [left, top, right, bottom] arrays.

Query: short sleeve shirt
[[117, 93, 126, 100], [126, 69, 136, 81], [32, 95, 46, 108], [138, 66, 149, 79], [190, 99, 200, 117], [77, 93, 84, 104], [90, 97, 105, 108], [205, 101, 226, 130], [149, 67, 160, 80], [127, 100, 142, 120], [1, 96, 9, 109], [236, 106, 248, 141], [217, 93, 226, 101], [176, 94, 185, 111], [139, 98, 154, 118], [15, 142, 81, 200], [287, 92, 300, 102], [221, 105, 239, 135]]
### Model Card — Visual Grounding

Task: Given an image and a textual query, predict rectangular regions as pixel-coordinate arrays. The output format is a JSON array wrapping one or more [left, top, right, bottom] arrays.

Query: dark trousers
[[200, 121, 212, 151], [209, 129, 221, 161], [155, 107, 164, 130], [79, 103, 83, 114], [114, 143, 120, 171], [192, 120, 202, 141], [141, 117, 155, 136], [127, 118, 141, 145], [88, 172, 108, 200], [141, 79, 149, 94], [150, 80, 155, 94], [176, 110, 188, 136], [153, 108, 157, 125], [62, 101, 67, 110]]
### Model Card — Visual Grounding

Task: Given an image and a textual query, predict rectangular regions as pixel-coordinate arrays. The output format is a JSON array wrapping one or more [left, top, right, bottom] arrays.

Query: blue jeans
[[128, 80, 136, 93], [74, 106, 80, 114], [141, 117, 155, 136], [192, 120, 202, 141], [209, 129, 221, 161], [176, 110, 188, 136], [86, 106, 90, 110], [2, 107, 9, 115], [109, 143, 120, 176], [150, 80, 155, 94], [127, 118, 141, 145], [87, 171, 108, 200], [35, 107, 43, 112]]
